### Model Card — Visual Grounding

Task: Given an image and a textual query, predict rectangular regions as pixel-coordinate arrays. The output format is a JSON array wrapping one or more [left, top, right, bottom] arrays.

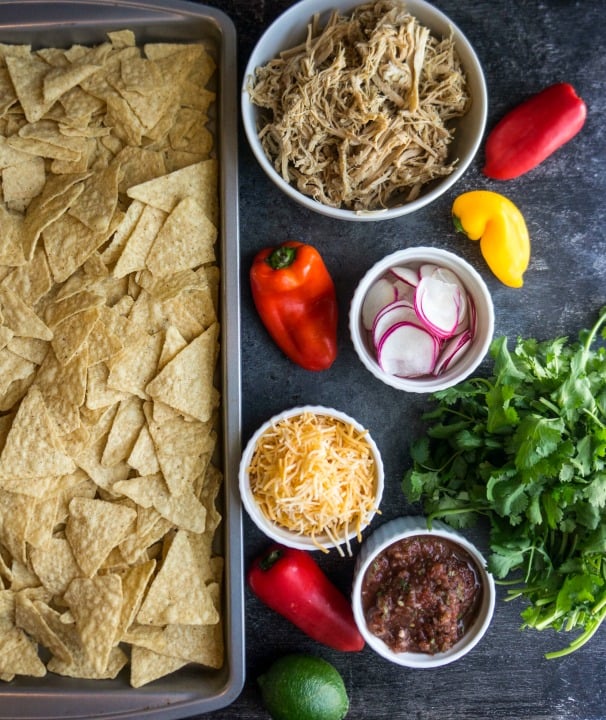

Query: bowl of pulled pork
[[242, 0, 487, 221]]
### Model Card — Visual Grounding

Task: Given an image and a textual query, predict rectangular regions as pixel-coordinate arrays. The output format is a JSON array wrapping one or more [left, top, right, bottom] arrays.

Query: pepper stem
[[266, 245, 297, 270], [452, 214, 465, 235], [258, 548, 283, 571]]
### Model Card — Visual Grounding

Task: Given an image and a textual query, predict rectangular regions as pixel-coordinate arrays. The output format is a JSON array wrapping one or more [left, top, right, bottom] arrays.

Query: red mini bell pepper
[[483, 82, 587, 180], [250, 241, 338, 371], [248, 544, 365, 652]]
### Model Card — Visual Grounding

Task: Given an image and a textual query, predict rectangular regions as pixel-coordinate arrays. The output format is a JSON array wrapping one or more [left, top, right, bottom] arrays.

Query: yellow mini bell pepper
[[452, 190, 530, 288]]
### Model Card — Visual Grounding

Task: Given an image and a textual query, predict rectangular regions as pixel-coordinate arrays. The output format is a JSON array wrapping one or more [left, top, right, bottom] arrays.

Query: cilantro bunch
[[403, 307, 606, 658]]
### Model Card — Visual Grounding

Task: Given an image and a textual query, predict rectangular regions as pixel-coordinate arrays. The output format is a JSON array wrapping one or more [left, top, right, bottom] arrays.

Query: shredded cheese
[[248, 411, 379, 555]]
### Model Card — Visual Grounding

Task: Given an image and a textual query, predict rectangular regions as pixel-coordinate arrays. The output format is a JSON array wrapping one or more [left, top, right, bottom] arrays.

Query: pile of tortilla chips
[[0, 30, 225, 687]]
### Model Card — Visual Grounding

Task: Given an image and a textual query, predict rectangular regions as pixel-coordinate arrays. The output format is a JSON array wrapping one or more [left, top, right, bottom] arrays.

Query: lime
[[257, 654, 349, 720]]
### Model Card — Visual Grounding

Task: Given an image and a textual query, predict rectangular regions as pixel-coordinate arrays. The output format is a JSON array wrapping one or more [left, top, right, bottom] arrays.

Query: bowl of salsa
[[351, 516, 495, 667]]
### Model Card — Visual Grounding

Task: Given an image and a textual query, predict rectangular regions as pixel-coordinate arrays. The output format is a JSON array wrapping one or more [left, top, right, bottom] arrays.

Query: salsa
[[361, 535, 481, 654]]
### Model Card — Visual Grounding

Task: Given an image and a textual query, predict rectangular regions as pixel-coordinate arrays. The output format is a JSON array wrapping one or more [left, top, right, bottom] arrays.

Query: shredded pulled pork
[[247, 0, 471, 212]]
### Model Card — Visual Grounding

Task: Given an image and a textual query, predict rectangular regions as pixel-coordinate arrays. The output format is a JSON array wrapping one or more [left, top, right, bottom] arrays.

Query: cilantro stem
[[544, 605, 606, 659], [418, 449, 465, 474], [581, 307, 606, 368], [581, 407, 606, 429], [427, 506, 489, 525], [537, 397, 561, 416]]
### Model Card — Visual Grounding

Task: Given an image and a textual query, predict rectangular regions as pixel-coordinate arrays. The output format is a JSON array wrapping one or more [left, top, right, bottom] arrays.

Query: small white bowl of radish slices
[[349, 247, 494, 392]]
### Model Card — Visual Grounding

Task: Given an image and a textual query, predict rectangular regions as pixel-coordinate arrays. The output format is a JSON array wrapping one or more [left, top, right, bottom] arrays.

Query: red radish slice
[[467, 295, 477, 336], [372, 302, 420, 348], [362, 278, 397, 330], [414, 276, 462, 339], [388, 266, 419, 287], [433, 329, 472, 375], [392, 279, 415, 305], [418, 263, 440, 279], [376, 322, 440, 377], [432, 266, 468, 328], [431, 266, 462, 286]]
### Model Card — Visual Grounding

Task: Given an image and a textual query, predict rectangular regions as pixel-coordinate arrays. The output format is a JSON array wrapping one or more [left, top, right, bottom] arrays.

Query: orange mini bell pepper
[[452, 190, 530, 288], [250, 240, 338, 371]]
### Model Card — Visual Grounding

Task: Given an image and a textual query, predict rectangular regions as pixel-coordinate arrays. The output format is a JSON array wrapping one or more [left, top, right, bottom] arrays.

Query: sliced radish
[[467, 295, 477, 336], [372, 302, 420, 348], [432, 266, 468, 328], [418, 263, 440, 279], [376, 322, 440, 377], [362, 262, 476, 379], [414, 275, 462, 339], [433, 329, 472, 375], [392, 279, 415, 305], [431, 266, 462, 286], [362, 278, 397, 330], [388, 266, 419, 287]]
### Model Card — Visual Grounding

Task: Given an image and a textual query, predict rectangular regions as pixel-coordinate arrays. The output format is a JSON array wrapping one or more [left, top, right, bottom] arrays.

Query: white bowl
[[349, 246, 494, 392], [352, 516, 495, 667], [239, 405, 384, 553], [241, 0, 487, 222]]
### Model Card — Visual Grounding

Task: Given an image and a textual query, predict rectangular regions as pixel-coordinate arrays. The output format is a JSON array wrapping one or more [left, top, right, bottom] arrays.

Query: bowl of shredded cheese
[[239, 406, 384, 555], [242, 0, 487, 221]]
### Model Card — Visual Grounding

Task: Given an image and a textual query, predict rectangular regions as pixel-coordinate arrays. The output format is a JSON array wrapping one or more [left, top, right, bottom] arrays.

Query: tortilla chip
[[43, 62, 101, 105], [145, 196, 216, 277], [15, 592, 72, 664], [0, 284, 52, 341], [86, 362, 128, 410], [63, 574, 123, 674], [113, 559, 156, 639], [115, 145, 166, 194], [113, 474, 206, 533], [31, 538, 80, 595], [0, 386, 76, 479], [100, 198, 144, 266], [0, 348, 36, 396], [145, 322, 219, 422], [107, 330, 163, 399], [68, 162, 120, 233], [126, 158, 218, 221], [65, 497, 136, 577], [101, 395, 145, 466], [44, 288, 104, 328], [5, 53, 55, 123], [51, 306, 100, 365], [0, 205, 26, 266], [118, 513, 172, 565], [83, 312, 124, 366], [136, 530, 218, 626], [0, 625, 46, 677], [35, 344, 88, 434], [2, 155, 46, 205], [43, 207, 117, 283], [6, 337, 46, 366], [147, 414, 216, 496], [25, 495, 60, 548], [130, 645, 187, 688], [112, 204, 167, 278], [127, 423, 161, 476], [2, 246, 52, 305]]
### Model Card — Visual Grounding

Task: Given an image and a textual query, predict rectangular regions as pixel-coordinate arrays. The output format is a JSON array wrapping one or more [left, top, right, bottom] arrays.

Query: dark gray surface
[[202, 0, 606, 718]]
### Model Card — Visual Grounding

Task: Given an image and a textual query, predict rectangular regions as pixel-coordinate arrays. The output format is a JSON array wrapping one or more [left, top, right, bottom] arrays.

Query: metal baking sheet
[[0, 0, 244, 717]]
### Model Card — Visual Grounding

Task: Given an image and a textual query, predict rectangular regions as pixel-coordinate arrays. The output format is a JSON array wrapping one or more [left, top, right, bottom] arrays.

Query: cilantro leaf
[[401, 309, 606, 658]]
